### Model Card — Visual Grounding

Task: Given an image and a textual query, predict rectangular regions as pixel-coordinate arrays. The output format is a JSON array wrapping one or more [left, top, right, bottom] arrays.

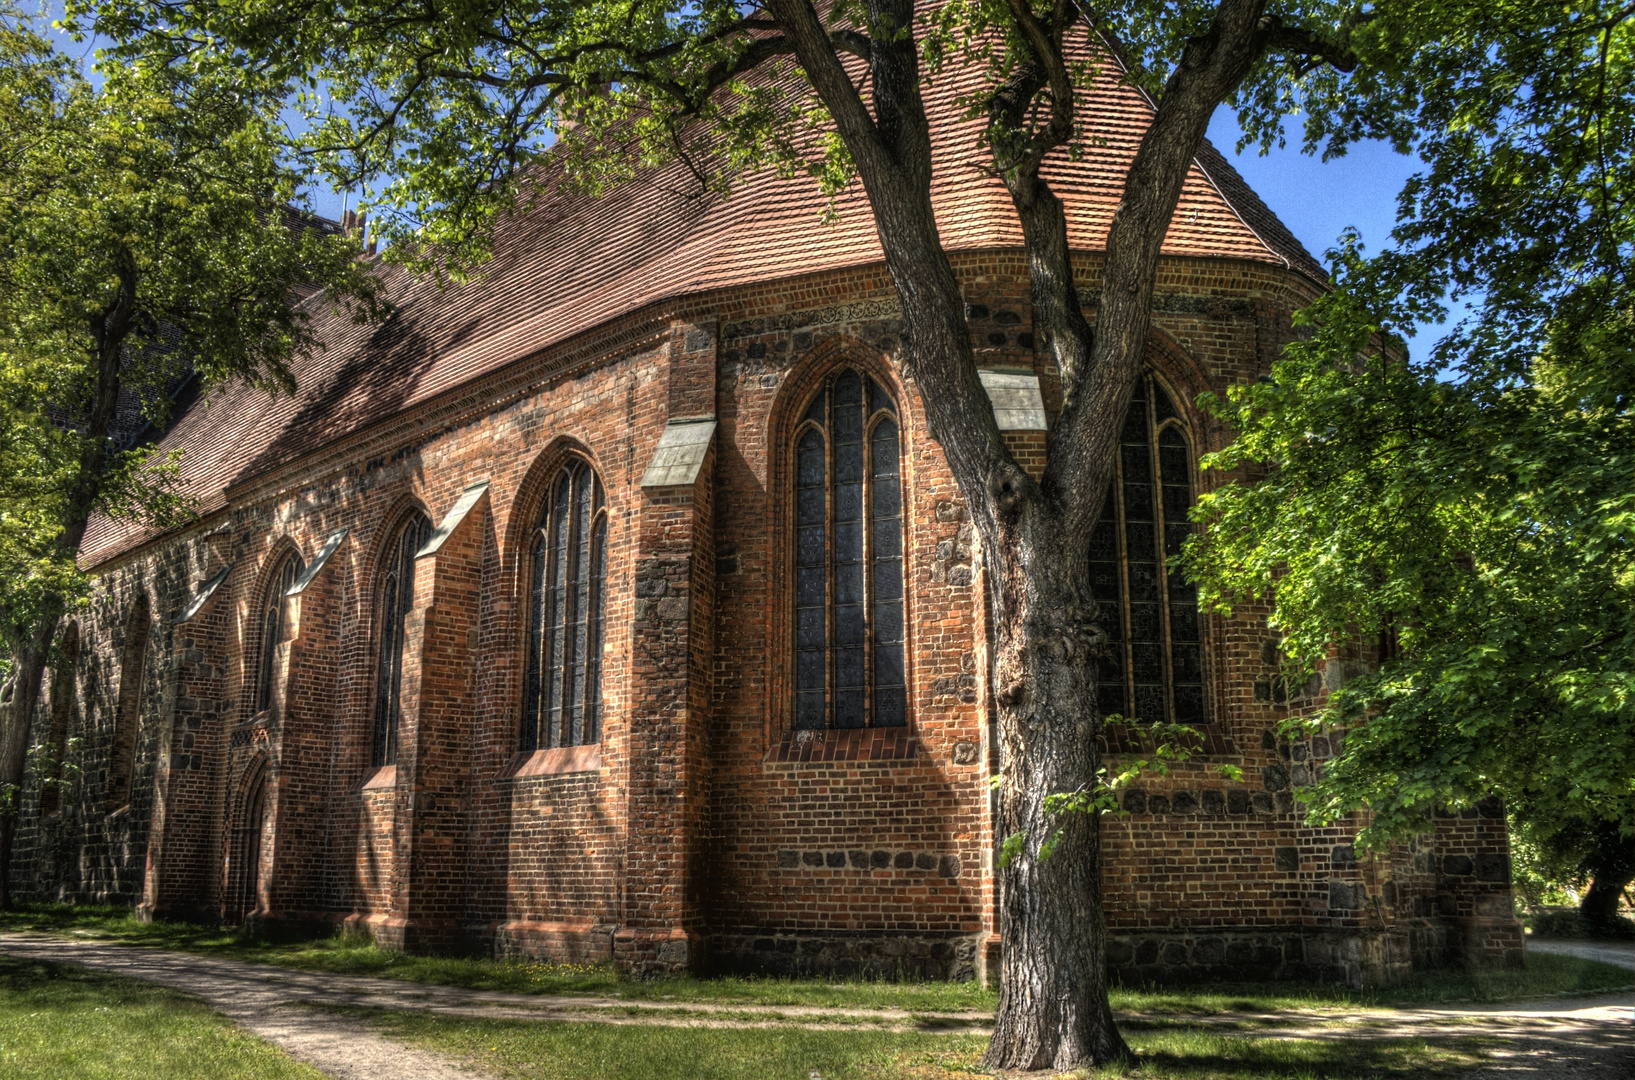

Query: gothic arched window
[[792, 368, 907, 730], [255, 553, 302, 715], [39, 620, 80, 817], [1089, 374, 1207, 724], [373, 511, 431, 766], [106, 598, 149, 811], [521, 459, 607, 750]]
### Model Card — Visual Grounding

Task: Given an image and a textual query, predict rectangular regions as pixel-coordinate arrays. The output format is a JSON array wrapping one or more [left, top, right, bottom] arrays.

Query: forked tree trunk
[[1582, 873, 1634, 931], [1580, 815, 1635, 933], [763, 0, 1294, 1069], [0, 263, 135, 907]]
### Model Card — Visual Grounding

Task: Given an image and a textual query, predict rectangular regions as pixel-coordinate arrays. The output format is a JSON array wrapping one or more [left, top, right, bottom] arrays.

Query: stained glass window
[[373, 512, 431, 766], [522, 460, 607, 750], [793, 368, 907, 730], [1089, 375, 1208, 724], [256, 553, 302, 715]]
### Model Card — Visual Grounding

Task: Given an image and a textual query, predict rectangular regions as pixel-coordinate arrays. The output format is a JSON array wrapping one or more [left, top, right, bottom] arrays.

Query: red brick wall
[[9, 251, 1518, 986]]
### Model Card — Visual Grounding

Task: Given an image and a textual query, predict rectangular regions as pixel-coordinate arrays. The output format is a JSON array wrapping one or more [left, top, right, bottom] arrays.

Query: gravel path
[[4, 930, 1631, 1079], [1, 932, 489, 1080], [1525, 937, 1635, 971]]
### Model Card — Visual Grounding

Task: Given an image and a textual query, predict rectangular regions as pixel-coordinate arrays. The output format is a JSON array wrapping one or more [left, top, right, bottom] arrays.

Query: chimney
[[358, 212, 376, 256]]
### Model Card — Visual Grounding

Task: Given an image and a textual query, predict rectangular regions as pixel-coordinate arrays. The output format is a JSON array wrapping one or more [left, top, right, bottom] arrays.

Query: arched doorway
[[228, 760, 268, 922]]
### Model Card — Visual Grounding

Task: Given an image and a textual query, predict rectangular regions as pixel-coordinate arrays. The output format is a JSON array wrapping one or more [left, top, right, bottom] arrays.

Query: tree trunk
[[1581, 873, 1633, 931], [983, 507, 1130, 1069], [0, 261, 136, 907], [1580, 816, 1635, 933], [761, 0, 1292, 1068], [0, 616, 60, 908]]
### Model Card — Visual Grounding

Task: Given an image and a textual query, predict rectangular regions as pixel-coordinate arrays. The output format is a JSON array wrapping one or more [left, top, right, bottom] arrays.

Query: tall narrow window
[[373, 512, 431, 766], [39, 621, 80, 816], [792, 368, 907, 730], [107, 595, 150, 810], [521, 460, 607, 750], [1089, 374, 1207, 723], [255, 552, 303, 715], [229, 760, 267, 922]]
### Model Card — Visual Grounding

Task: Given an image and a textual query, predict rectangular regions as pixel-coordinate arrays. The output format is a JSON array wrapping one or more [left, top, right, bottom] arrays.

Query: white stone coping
[[418, 481, 490, 559], [641, 417, 717, 488], [176, 564, 233, 623], [978, 369, 1048, 431], [289, 528, 349, 595]]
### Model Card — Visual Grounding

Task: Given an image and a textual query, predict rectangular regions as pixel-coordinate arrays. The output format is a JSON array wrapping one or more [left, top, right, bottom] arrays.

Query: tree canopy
[[0, 6, 379, 903], [1184, 1, 1635, 863]]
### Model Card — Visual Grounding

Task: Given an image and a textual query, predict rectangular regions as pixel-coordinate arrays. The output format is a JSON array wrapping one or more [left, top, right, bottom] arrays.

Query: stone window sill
[[504, 744, 602, 779], [766, 726, 919, 765], [358, 765, 396, 791]]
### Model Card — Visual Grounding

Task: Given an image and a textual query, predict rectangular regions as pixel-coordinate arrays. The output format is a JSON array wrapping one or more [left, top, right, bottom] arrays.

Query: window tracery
[[1089, 374, 1208, 724], [255, 553, 302, 715], [792, 368, 907, 730], [522, 459, 607, 750], [373, 512, 431, 766]]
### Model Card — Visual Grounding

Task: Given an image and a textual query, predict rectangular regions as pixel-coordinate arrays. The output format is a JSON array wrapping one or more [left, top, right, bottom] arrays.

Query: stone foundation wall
[[708, 930, 984, 983], [1106, 927, 1421, 987]]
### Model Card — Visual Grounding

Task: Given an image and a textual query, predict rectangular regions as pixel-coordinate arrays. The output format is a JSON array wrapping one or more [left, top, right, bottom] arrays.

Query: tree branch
[[1259, 19, 1358, 74]]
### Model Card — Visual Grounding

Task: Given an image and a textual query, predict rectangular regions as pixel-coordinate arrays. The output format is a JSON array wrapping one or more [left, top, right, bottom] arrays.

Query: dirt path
[[1525, 937, 1635, 971], [0, 930, 989, 1032], [4, 930, 1631, 1079], [1, 932, 490, 1080]]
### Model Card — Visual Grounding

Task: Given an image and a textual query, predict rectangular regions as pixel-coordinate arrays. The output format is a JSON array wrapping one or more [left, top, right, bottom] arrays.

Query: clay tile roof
[[80, 40, 1321, 569]]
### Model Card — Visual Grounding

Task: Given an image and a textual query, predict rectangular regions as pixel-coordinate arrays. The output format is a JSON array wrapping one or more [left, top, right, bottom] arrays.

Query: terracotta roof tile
[[80, 43, 1319, 568]]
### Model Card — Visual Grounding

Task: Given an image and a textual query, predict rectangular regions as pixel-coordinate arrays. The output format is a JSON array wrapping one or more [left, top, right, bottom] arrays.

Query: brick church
[[11, 50, 1522, 986]]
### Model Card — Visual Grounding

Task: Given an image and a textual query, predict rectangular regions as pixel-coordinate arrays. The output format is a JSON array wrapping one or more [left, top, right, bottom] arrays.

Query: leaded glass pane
[[565, 469, 594, 746], [870, 417, 906, 727], [586, 512, 607, 743], [791, 369, 909, 730], [546, 473, 571, 748], [794, 426, 828, 729], [831, 374, 866, 728], [521, 532, 548, 750], [525, 461, 607, 749], [1090, 375, 1209, 726]]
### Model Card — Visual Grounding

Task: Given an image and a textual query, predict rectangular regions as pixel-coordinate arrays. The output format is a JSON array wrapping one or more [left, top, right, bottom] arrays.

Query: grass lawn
[[0, 955, 323, 1080], [336, 1007, 1484, 1079], [3, 902, 1628, 1016]]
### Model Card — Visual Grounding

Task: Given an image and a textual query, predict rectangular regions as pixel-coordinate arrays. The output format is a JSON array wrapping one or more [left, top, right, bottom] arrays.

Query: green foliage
[[0, 9, 379, 651], [998, 718, 1243, 867], [1184, 2, 1635, 850], [71, 0, 1388, 277]]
